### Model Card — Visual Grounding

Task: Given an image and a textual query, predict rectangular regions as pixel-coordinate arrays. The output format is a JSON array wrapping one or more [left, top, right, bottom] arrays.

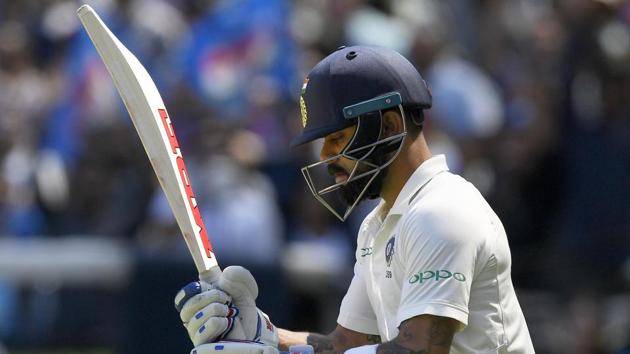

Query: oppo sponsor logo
[[408, 270, 466, 284]]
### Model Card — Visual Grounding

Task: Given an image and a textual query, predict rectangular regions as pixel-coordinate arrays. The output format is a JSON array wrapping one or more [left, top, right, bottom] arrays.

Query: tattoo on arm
[[376, 317, 454, 354], [307, 333, 337, 354], [366, 334, 381, 344]]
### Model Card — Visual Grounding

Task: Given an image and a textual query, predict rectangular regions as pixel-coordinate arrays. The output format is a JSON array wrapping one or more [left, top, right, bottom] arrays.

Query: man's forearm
[[277, 329, 340, 353], [306, 332, 344, 354], [278, 328, 381, 354], [277, 329, 309, 351]]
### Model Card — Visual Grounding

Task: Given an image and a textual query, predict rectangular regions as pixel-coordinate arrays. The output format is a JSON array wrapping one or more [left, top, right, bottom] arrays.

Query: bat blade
[[76, 4, 220, 283]]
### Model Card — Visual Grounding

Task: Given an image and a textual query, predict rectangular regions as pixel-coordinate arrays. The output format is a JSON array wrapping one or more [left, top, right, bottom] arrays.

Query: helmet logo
[[300, 96, 308, 128], [300, 78, 309, 128]]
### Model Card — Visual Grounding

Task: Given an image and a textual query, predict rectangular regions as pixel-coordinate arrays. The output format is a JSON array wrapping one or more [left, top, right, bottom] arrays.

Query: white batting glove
[[217, 266, 279, 346], [175, 281, 236, 345], [192, 341, 278, 354], [174, 266, 279, 349], [192, 342, 314, 354], [191, 341, 278, 354]]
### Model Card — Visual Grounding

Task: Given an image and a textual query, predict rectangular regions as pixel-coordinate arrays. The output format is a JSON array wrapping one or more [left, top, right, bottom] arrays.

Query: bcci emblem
[[385, 236, 395, 267], [300, 77, 309, 128], [300, 96, 308, 128]]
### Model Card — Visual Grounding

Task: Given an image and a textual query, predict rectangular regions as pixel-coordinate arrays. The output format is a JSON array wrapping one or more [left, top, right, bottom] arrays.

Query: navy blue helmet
[[294, 46, 432, 221], [292, 45, 432, 147]]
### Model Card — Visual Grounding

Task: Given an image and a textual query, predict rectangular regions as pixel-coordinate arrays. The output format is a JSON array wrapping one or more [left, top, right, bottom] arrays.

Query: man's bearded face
[[327, 158, 385, 206]]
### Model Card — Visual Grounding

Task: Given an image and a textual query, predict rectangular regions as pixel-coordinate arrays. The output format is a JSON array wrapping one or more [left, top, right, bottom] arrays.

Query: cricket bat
[[76, 7, 313, 353], [76, 4, 220, 284]]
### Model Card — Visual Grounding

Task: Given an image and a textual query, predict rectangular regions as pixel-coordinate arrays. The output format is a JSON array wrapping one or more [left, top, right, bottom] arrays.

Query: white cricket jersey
[[337, 155, 534, 353]]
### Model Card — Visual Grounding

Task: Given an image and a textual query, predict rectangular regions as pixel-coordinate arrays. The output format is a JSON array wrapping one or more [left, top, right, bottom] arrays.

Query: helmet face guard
[[300, 92, 407, 221]]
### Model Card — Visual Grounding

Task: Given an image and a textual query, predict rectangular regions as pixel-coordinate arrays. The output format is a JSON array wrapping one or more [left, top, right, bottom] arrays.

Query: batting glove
[[175, 266, 279, 349], [192, 342, 314, 354]]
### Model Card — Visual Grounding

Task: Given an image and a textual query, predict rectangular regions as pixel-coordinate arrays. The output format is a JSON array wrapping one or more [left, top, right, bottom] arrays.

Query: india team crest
[[300, 78, 309, 128], [385, 236, 395, 267], [300, 96, 308, 128]]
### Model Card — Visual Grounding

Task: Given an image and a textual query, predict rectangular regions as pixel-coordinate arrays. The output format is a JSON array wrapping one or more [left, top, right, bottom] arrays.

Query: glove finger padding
[[179, 288, 231, 324], [190, 317, 230, 347], [175, 281, 240, 346], [186, 302, 237, 341], [175, 281, 214, 312]]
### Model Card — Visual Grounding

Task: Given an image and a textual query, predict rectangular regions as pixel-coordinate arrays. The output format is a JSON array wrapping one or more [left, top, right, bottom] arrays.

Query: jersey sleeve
[[337, 261, 380, 335], [396, 205, 484, 330]]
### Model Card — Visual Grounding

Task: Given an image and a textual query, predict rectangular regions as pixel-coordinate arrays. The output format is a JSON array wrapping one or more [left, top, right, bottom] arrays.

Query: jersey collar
[[387, 154, 450, 216]]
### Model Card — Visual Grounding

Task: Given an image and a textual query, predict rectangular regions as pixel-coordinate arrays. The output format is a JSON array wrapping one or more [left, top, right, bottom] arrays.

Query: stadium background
[[0, 0, 629, 353]]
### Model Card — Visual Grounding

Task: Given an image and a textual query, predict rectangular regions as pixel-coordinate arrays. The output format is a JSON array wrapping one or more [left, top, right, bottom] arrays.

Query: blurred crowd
[[0, 0, 629, 353]]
